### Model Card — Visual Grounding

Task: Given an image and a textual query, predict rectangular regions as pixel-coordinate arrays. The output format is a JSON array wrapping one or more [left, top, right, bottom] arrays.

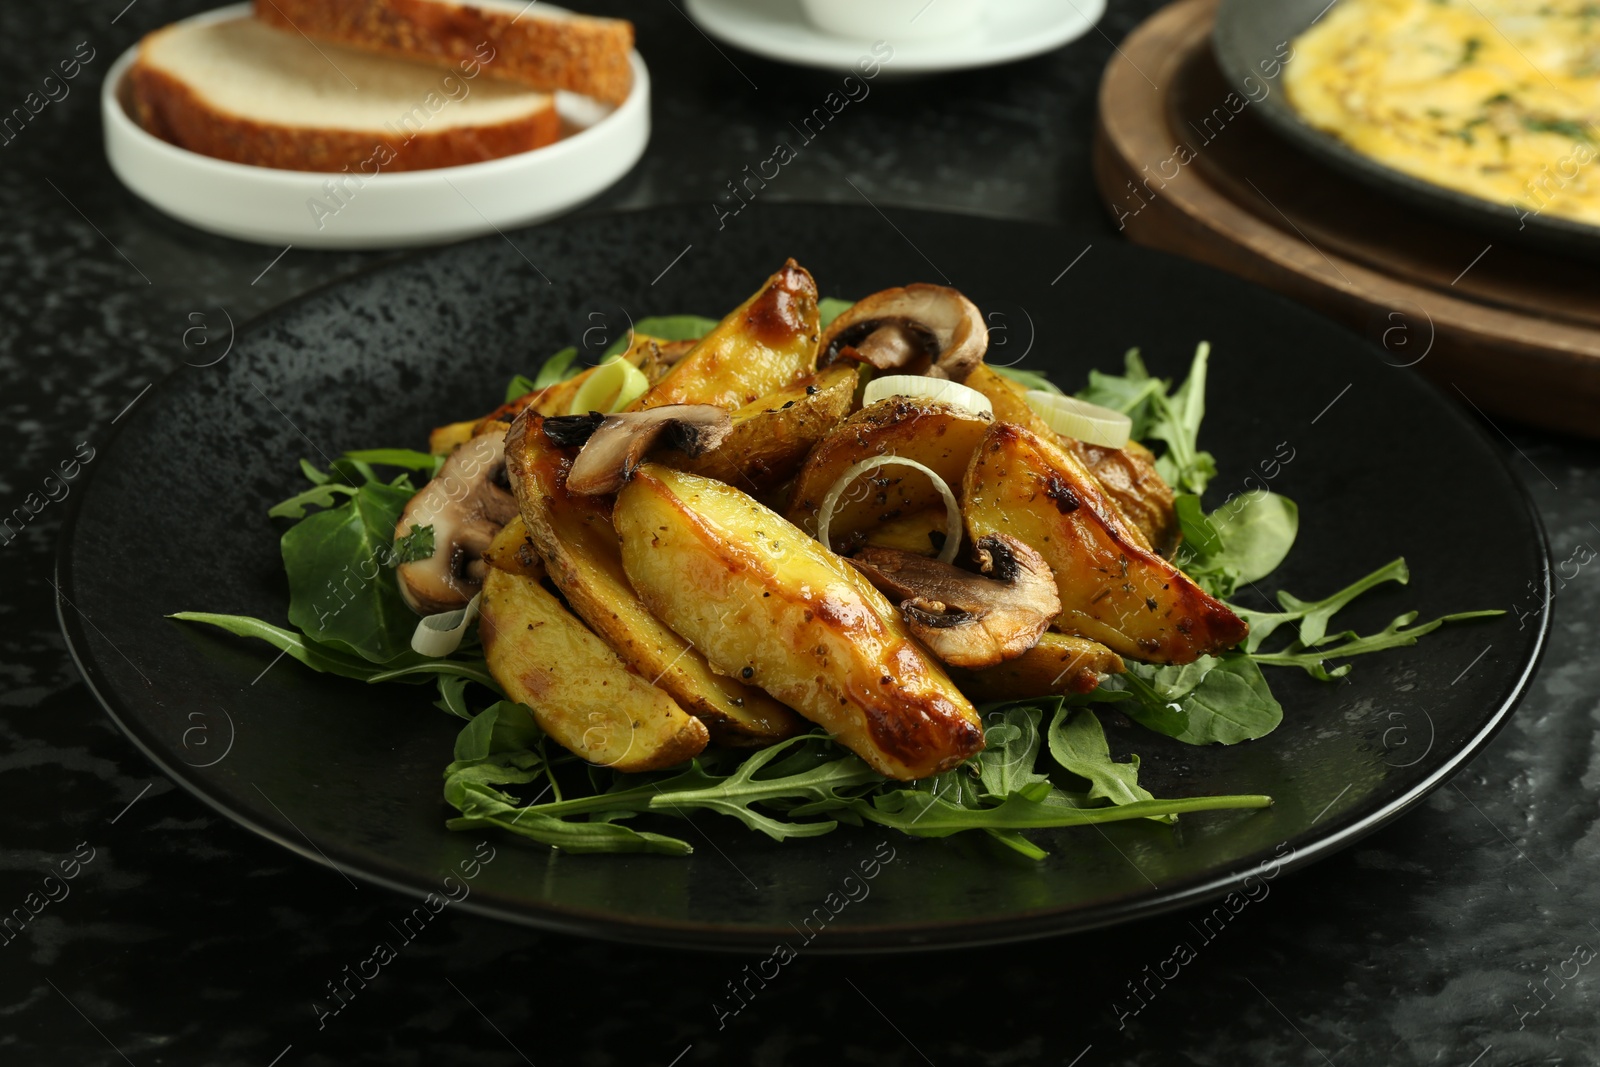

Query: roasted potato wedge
[[951, 633, 1125, 700], [964, 364, 1177, 555], [963, 423, 1247, 664], [478, 566, 709, 772], [481, 514, 544, 579], [634, 259, 820, 410], [675, 363, 857, 492], [855, 506, 950, 556], [636, 336, 699, 385], [614, 464, 984, 781], [784, 397, 993, 552], [504, 413, 801, 745], [429, 419, 479, 456], [1072, 438, 1178, 556]]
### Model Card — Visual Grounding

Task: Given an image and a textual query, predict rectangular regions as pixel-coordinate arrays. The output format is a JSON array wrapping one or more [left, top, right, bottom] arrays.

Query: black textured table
[[4, 2, 1596, 1064]]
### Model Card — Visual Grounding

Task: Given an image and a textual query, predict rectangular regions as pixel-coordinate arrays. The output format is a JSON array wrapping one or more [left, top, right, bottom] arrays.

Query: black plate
[[57, 203, 1549, 952], [1214, 0, 1600, 257]]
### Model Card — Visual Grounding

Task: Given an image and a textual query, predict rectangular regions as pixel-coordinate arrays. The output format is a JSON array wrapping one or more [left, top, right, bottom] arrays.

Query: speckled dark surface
[[3, 1, 1597, 1064]]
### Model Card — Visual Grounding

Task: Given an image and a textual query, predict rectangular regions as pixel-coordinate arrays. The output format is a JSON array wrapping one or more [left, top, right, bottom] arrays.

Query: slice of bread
[[253, 0, 634, 106], [126, 16, 561, 172]]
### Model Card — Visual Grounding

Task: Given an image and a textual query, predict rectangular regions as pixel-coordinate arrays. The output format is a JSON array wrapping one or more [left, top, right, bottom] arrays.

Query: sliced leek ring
[[568, 356, 649, 415], [411, 592, 481, 657], [861, 374, 993, 419], [1024, 391, 1132, 449], [815, 456, 962, 565]]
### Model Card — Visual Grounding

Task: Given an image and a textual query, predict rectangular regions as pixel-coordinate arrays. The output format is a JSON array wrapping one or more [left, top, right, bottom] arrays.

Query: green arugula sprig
[[1077, 343, 1218, 494], [1236, 559, 1504, 680], [434, 691, 1272, 857]]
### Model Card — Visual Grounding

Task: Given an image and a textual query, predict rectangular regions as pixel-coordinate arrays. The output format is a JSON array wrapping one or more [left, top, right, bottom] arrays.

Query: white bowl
[[799, 0, 983, 41], [102, 4, 650, 249]]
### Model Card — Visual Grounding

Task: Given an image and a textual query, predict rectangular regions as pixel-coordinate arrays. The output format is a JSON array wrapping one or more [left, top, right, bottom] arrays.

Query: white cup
[[799, 0, 985, 42]]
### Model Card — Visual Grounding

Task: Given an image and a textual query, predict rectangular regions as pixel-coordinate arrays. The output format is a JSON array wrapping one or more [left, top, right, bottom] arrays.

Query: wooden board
[[1094, 0, 1600, 438]]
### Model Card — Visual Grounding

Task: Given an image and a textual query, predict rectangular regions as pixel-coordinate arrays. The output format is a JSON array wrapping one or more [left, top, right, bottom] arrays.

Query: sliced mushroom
[[562, 404, 733, 495], [819, 284, 988, 382], [394, 427, 519, 615], [849, 534, 1061, 669]]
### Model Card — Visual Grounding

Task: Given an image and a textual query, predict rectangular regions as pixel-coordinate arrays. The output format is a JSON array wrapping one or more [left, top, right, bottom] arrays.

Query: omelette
[[1286, 0, 1600, 225]]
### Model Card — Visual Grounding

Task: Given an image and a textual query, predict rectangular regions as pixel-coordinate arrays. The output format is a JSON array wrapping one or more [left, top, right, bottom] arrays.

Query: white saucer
[[683, 0, 1106, 74], [102, 4, 650, 249]]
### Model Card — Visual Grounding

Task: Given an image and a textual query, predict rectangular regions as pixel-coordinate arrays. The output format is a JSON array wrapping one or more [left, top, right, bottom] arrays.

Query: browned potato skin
[[637, 336, 699, 385], [478, 566, 709, 773], [784, 397, 993, 551], [634, 259, 820, 411], [964, 364, 1177, 555], [481, 515, 544, 579], [503, 412, 802, 745], [951, 633, 1125, 700], [614, 465, 984, 781], [429, 419, 479, 456], [676, 364, 857, 492], [1069, 439, 1179, 557], [963, 423, 1247, 664]]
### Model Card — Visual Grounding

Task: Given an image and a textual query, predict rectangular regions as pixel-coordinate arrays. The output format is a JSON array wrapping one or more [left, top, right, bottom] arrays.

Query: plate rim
[[54, 201, 1555, 953], [683, 0, 1105, 74]]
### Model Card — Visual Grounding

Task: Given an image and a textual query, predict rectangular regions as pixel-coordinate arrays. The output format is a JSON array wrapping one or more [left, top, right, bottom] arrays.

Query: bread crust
[[254, 0, 634, 105], [126, 58, 561, 172]]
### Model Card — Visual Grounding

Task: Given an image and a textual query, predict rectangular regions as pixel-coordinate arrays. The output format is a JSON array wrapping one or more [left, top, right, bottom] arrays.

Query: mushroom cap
[[563, 404, 733, 496], [818, 284, 988, 382], [850, 534, 1060, 669], [394, 427, 518, 615]]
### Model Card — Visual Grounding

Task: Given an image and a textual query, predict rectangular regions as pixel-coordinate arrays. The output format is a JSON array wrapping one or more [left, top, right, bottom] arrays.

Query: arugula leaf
[[1159, 342, 1212, 487], [271, 450, 437, 518], [631, 315, 718, 342], [1076, 348, 1165, 433], [1252, 609, 1505, 680], [1075, 344, 1217, 493], [268, 482, 358, 520], [601, 316, 719, 358], [451, 700, 545, 761], [298, 458, 330, 485], [1100, 652, 1283, 746], [504, 374, 538, 402], [1173, 493, 1221, 555], [343, 448, 441, 472], [448, 785, 692, 855], [849, 784, 1272, 838], [1047, 707, 1160, 811], [991, 364, 1064, 394], [1210, 492, 1298, 587], [819, 297, 855, 330], [644, 736, 882, 841], [442, 703, 692, 854], [506, 346, 584, 401], [168, 612, 398, 682], [391, 524, 435, 565], [366, 659, 500, 689], [282, 482, 418, 663], [434, 674, 475, 721], [534, 346, 582, 389], [973, 703, 1050, 795], [1180, 491, 1299, 598], [1235, 557, 1410, 653]]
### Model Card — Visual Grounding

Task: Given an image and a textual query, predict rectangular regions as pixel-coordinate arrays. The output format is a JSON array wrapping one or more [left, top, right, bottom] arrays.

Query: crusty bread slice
[[253, 0, 634, 106], [126, 16, 560, 172]]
